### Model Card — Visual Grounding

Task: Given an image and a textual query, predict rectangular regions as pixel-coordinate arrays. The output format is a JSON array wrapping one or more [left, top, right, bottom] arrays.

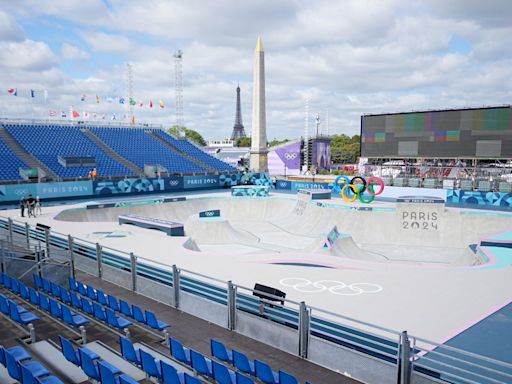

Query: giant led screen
[[361, 106, 512, 158]]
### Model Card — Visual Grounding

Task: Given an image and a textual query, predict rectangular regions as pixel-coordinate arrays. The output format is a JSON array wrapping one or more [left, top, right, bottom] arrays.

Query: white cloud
[[0, 10, 24, 41], [0, 40, 57, 71], [81, 31, 132, 54], [61, 43, 90, 60]]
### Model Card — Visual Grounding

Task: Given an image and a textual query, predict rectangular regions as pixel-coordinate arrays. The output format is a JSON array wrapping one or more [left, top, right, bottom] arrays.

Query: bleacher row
[[0, 122, 236, 181], [0, 271, 313, 384]]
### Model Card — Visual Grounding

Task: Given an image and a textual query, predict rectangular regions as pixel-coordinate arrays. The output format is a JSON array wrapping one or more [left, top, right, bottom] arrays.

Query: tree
[[268, 138, 290, 147], [330, 134, 360, 164], [168, 125, 207, 146], [236, 137, 251, 147]]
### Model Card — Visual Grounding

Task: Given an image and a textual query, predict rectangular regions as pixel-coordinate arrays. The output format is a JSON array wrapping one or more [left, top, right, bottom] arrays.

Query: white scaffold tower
[[174, 50, 184, 135]]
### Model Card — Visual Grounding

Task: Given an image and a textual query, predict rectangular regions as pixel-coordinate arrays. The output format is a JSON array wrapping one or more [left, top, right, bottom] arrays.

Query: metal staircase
[[147, 130, 216, 173], [81, 129, 144, 176], [0, 127, 59, 180]]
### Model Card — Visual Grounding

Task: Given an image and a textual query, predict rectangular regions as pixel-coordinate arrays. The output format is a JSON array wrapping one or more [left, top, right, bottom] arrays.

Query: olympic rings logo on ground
[[279, 278, 383, 296], [332, 175, 385, 204]]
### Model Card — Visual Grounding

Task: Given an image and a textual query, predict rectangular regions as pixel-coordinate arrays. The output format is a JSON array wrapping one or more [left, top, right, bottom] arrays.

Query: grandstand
[[0, 120, 237, 183]]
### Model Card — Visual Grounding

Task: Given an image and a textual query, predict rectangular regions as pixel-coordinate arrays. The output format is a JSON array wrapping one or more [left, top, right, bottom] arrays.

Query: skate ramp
[[184, 215, 260, 245]]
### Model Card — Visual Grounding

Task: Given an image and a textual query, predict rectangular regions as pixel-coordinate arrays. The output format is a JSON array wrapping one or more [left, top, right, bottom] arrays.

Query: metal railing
[[1, 215, 511, 384]]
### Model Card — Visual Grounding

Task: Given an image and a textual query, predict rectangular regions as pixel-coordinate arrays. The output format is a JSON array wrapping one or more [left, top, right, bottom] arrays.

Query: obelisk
[[250, 37, 268, 171]]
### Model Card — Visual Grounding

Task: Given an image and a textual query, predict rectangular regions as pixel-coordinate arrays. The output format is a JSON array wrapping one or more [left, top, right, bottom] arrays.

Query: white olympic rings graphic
[[279, 278, 382, 296], [278, 181, 288, 187], [204, 211, 215, 216], [169, 180, 180, 186], [284, 152, 298, 160]]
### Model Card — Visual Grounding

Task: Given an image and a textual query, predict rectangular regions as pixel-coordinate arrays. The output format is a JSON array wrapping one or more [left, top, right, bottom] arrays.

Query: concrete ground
[[2, 191, 511, 347]]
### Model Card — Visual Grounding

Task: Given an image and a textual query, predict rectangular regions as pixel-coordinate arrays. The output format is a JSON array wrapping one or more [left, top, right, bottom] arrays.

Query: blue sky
[[0, 0, 511, 140]]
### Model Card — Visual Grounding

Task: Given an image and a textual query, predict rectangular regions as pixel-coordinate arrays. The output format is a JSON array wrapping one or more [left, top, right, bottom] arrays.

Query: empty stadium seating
[[0, 136, 28, 181], [153, 130, 237, 172], [91, 127, 207, 174], [4, 123, 133, 178]]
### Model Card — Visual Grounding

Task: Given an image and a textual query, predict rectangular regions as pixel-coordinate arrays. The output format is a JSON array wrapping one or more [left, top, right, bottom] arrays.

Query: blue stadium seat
[[50, 282, 61, 297], [33, 274, 42, 290], [79, 348, 120, 381], [41, 277, 51, 293], [160, 360, 185, 384], [5, 350, 49, 381], [132, 304, 146, 323], [0, 294, 10, 315], [39, 293, 50, 312], [233, 350, 255, 376], [119, 374, 141, 384], [170, 338, 191, 365], [29, 287, 40, 306], [106, 308, 132, 329], [10, 278, 20, 294], [62, 305, 89, 327], [211, 339, 233, 364], [9, 302, 40, 324], [119, 336, 141, 366], [87, 286, 98, 301], [93, 302, 106, 321], [59, 336, 99, 367], [20, 364, 64, 384], [140, 349, 162, 380], [96, 289, 108, 305], [0, 345, 32, 366], [70, 292, 82, 309], [120, 299, 133, 318], [145, 310, 170, 331], [2, 275, 12, 290], [108, 294, 120, 312], [99, 361, 136, 384], [68, 277, 78, 292], [60, 288, 72, 304], [279, 371, 299, 384], [236, 371, 255, 384], [81, 298, 94, 315], [184, 372, 202, 384], [190, 349, 213, 377], [254, 360, 279, 384], [212, 360, 236, 384], [78, 282, 88, 296], [49, 298, 63, 319], [19, 282, 30, 300]]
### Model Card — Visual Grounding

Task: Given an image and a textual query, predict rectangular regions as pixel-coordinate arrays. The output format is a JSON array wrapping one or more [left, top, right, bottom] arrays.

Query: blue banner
[[93, 177, 166, 195], [446, 190, 512, 211], [0, 181, 93, 202]]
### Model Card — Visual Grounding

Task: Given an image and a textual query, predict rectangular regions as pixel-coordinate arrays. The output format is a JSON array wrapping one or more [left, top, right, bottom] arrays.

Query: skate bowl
[[54, 195, 512, 267]]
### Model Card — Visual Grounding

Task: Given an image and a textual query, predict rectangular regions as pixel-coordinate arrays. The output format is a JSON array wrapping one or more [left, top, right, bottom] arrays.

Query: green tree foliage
[[268, 138, 290, 147], [236, 137, 251, 147], [168, 125, 207, 146], [330, 134, 360, 164]]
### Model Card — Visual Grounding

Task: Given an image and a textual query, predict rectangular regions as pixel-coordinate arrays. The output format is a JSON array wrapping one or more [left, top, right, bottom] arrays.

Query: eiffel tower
[[230, 84, 246, 140]]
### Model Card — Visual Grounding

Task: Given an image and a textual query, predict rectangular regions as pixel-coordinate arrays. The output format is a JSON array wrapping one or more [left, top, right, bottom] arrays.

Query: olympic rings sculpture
[[279, 278, 382, 296], [332, 175, 385, 204]]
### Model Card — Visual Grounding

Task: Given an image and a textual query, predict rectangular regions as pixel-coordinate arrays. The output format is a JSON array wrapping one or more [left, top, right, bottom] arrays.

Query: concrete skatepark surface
[[4, 191, 512, 345]]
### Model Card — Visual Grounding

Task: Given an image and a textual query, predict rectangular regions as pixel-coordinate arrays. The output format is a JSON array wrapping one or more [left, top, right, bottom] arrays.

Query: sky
[[0, 0, 511, 140]]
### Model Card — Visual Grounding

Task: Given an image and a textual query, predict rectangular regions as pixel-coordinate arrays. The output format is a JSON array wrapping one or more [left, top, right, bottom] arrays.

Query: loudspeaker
[[36, 223, 51, 231], [253, 283, 286, 305]]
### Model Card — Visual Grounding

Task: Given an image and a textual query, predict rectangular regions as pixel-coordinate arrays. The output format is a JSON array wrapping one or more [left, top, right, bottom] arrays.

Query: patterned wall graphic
[[93, 178, 165, 195], [231, 186, 270, 197], [446, 190, 512, 211]]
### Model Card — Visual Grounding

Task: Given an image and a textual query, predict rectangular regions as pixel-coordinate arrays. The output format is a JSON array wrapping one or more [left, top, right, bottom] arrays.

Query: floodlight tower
[[174, 50, 184, 132], [303, 97, 310, 172], [126, 62, 134, 118]]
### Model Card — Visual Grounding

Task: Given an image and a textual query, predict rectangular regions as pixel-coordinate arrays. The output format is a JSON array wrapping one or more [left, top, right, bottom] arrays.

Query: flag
[[119, 97, 125, 104], [7, 88, 17, 96], [80, 94, 86, 102], [96, 95, 100, 104], [159, 100, 164, 108], [139, 100, 143, 107], [61, 111, 67, 118], [111, 113, 116, 120], [129, 98, 136, 106], [150, 100, 153, 108], [84, 112, 90, 119], [131, 115, 135, 124], [107, 96, 114, 103], [72, 111, 80, 118], [49, 110, 56, 117], [93, 113, 97, 119], [30, 90, 35, 98]]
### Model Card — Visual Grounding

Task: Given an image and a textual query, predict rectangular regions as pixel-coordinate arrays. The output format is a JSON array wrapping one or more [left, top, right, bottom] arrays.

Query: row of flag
[[8, 88, 48, 99], [81, 94, 165, 109], [6, 88, 165, 109], [48, 109, 138, 124]]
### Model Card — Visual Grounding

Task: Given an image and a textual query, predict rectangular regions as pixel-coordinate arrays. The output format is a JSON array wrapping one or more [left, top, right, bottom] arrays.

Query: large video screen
[[361, 107, 512, 158]]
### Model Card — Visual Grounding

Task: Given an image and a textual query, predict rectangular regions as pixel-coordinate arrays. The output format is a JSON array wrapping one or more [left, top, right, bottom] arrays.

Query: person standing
[[27, 194, 35, 218], [35, 196, 42, 216], [20, 197, 26, 217]]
